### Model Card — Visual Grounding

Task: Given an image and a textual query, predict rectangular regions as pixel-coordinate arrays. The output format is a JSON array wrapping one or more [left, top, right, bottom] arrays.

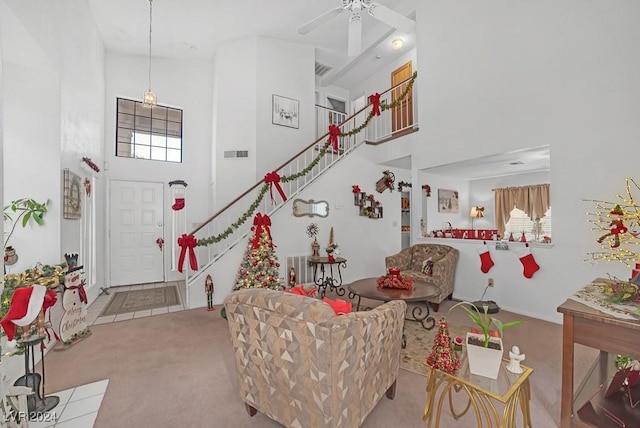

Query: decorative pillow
[[421, 258, 434, 276], [323, 297, 352, 315]]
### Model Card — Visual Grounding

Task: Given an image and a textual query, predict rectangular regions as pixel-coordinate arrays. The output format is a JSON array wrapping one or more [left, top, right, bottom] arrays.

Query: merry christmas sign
[[59, 267, 88, 343]]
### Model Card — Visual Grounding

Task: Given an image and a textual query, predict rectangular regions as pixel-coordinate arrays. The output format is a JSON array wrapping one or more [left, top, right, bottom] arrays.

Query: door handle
[[156, 238, 164, 251]]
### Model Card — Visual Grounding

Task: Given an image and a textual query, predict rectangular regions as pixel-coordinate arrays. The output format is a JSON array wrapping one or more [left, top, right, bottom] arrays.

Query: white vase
[[465, 332, 504, 379]]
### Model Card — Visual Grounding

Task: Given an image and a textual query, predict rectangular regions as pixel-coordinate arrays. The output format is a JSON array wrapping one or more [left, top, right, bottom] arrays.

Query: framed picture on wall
[[272, 94, 299, 129], [438, 189, 459, 213], [63, 168, 82, 219]]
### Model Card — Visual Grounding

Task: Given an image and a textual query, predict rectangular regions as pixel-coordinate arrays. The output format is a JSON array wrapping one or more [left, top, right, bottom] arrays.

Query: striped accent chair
[[224, 288, 406, 428]]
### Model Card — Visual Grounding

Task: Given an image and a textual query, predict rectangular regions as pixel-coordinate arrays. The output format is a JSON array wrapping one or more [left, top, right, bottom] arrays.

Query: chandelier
[[143, 0, 157, 108]]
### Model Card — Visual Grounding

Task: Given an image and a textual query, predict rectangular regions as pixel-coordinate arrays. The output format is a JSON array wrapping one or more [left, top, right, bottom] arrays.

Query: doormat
[[100, 286, 180, 317]]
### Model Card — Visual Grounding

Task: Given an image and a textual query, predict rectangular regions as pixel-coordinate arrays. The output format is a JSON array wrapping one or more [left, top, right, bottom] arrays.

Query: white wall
[[190, 144, 407, 308], [256, 38, 315, 177], [1, 0, 105, 393], [104, 53, 213, 284], [416, 0, 640, 322], [213, 38, 258, 210]]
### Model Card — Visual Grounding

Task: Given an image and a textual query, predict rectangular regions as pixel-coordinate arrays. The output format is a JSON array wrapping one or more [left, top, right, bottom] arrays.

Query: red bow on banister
[[328, 124, 340, 152], [264, 171, 287, 203], [177, 234, 199, 273], [369, 92, 381, 116], [252, 213, 274, 249]]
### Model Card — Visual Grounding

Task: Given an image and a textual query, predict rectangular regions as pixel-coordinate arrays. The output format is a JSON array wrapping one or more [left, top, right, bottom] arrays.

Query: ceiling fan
[[298, 0, 416, 57]]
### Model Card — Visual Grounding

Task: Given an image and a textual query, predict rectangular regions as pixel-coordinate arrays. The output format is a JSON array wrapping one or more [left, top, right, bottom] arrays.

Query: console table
[[308, 256, 347, 298], [557, 298, 640, 427]]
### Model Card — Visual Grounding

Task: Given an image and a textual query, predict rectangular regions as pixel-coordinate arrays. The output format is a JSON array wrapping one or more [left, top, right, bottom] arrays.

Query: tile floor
[[30, 281, 187, 427]]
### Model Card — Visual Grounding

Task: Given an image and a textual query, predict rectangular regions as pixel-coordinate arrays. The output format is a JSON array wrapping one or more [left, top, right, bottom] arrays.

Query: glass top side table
[[423, 349, 534, 427]]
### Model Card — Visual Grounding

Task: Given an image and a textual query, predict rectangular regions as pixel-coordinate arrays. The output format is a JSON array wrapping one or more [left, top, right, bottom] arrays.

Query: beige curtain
[[494, 184, 550, 238]]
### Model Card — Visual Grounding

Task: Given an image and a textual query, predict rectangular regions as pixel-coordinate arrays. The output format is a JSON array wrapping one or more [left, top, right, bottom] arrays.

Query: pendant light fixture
[[142, 0, 157, 108]]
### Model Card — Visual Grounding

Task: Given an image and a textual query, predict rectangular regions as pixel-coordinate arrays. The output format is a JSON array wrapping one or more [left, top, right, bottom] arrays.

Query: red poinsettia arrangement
[[376, 274, 413, 290], [352, 185, 361, 193]]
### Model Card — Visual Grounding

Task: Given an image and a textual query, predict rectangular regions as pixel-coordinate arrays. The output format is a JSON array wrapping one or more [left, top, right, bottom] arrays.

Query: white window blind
[[504, 207, 552, 242]]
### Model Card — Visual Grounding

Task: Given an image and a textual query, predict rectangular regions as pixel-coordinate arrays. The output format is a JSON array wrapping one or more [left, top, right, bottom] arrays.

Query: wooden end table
[[347, 277, 440, 331]]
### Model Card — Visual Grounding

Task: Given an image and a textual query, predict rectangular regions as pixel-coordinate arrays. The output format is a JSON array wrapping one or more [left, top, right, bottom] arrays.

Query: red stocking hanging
[[172, 198, 185, 211], [517, 244, 540, 278], [477, 243, 495, 273]]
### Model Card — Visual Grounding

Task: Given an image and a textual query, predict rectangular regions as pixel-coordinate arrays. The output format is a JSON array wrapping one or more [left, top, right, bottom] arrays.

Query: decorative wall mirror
[[292, 199, 329, 218]]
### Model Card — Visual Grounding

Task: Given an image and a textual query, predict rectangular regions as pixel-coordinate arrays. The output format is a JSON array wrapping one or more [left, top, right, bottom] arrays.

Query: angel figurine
[[506, 345, 525, 374]]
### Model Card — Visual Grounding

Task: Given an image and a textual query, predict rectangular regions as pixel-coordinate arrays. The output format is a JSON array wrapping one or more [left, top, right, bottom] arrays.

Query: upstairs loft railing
[[181, 72, 418, 287]]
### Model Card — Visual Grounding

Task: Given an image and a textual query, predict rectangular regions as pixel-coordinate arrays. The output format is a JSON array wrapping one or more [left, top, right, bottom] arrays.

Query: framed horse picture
[[272, 94, 299, 129]]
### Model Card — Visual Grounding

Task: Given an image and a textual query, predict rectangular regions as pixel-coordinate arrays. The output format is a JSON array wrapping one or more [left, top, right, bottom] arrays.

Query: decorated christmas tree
[[234, 215, 284, 290], [426, 317, 460, 374], [585, 177, 640, 269]]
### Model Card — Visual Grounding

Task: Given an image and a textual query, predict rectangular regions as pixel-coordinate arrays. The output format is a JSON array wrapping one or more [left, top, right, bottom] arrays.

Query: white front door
[[109, 180, 164, 286]]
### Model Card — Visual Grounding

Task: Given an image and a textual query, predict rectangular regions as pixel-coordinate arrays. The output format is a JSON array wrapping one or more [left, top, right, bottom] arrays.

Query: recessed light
[[391, 38, 404, 50], [375, 54, 382, 59]]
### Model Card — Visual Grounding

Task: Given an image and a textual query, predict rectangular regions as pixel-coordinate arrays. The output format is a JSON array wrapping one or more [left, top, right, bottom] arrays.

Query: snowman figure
[[59, 267, 88, 344]]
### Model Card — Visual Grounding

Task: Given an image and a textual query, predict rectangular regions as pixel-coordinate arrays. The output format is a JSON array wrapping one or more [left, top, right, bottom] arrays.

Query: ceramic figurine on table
[[205, 274, 215, 311], [506, 345, 525, 374]]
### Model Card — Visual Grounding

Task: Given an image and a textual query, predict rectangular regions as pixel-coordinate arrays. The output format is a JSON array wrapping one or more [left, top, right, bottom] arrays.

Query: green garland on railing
[[338, 71, 417, 137], [196, 72, 418, 247], [197, 144, 331, 246]]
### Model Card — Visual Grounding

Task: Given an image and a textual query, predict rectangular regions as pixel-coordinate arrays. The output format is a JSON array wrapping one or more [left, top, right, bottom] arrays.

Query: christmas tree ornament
[[517, 244, 540, 278], [597, 204, 627, 248], [426, 317, 460, 374], [477, 242, 495, 273]]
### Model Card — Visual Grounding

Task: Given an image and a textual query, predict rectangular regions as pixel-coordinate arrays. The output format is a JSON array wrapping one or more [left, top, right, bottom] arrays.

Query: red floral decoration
[[367, 194, 375, 201], [352, 185, 361, 193], [376, 274, 413, 290], [422, 184, 431, 197]]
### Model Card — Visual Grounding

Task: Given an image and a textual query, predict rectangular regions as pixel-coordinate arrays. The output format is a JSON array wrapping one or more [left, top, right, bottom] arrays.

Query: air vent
[[224, 150, 249, 159], [315, 62, 333, 77]]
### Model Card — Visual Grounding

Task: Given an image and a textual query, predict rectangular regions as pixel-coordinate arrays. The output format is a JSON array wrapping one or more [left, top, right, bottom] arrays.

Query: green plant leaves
[[449, 300, 523, 348]]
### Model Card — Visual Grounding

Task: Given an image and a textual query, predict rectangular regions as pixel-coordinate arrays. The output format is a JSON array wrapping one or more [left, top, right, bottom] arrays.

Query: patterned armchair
[[385, 243, 459, 311], [224, 288, 406, 428]]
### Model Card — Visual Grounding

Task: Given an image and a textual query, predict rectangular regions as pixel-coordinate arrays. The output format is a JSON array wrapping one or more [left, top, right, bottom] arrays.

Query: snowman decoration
[[59, 267, 89, 344]]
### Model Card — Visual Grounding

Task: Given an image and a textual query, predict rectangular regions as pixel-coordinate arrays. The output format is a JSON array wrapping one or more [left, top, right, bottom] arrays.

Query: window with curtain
[[494, 184, 551, 240]]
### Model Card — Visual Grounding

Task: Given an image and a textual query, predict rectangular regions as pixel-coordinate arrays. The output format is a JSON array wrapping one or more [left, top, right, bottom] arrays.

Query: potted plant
[[3, 198, 50, 249], [450, 301, 523, 379]]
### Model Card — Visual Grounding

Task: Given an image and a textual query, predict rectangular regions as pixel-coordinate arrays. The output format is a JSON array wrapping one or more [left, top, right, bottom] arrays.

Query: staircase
[[182, 72, 418, 307]]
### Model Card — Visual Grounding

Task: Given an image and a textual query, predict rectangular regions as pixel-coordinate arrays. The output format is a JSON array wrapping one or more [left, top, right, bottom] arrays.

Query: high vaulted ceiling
[[87, 0, 417, 88]]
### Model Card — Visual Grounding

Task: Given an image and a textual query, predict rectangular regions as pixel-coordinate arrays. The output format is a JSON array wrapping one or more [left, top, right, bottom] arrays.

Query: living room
[[2, 1, 640, 426]]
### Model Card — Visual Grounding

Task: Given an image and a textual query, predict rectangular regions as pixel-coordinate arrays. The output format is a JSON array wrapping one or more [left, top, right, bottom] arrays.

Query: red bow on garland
[[369, 92, 381, 116], [177, 233, 199, 273], [328, 124, 340, 152], [264, 171, 287, 203], [252, 213, 274, 249]]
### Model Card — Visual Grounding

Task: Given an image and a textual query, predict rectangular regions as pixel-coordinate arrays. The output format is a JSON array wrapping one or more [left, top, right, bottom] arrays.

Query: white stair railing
[[183, 72, 418, 290]]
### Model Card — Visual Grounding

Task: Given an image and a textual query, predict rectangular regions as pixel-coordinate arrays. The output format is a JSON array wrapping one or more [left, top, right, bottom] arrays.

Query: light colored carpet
[[99, 285, 179, 316], [42, 297, 598, 427]]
